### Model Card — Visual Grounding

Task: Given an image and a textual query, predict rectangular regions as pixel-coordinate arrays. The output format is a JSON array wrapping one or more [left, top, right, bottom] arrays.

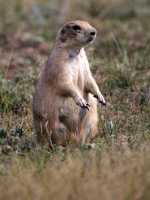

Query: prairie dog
[[33, 20, 106, 146]]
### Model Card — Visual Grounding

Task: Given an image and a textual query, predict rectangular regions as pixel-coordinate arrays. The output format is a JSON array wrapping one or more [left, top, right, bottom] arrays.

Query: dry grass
[[0, 144, 150, 200]]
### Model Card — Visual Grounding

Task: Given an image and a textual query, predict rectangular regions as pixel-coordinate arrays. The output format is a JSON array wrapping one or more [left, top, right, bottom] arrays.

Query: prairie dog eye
[[72, 25, 81, 32]]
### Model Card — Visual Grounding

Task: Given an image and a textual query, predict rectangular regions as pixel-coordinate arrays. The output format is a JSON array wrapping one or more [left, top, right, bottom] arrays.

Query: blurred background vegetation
[[0, 1, 150, 199]]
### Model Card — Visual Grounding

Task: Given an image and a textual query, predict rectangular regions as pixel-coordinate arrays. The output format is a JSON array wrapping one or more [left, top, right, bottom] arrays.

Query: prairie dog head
[[57, 20, 97, 48]]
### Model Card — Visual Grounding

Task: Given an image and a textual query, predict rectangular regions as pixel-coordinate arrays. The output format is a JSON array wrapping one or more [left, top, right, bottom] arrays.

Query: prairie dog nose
[[90, 31, 96, 36]]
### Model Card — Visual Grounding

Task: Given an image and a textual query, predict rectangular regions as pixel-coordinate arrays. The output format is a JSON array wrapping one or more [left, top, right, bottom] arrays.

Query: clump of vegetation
[[0, 70, 35, 113]]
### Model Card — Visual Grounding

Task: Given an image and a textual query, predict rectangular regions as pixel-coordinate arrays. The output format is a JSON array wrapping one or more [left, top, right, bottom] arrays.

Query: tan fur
[[32, 20, 106, 147]]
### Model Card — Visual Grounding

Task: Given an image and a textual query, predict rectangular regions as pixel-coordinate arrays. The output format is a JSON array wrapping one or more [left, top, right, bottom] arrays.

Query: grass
[[0, 0, 150, 199], [1, 144, 150, 200]]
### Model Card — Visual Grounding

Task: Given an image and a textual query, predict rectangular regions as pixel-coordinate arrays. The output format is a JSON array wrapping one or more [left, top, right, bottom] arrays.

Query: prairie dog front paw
[[75, 96, 90, 110], [94, 93, 106, 106]]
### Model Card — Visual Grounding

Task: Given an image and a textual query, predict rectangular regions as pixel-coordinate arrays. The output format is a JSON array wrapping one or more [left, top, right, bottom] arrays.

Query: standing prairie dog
[[33, 20, 106, 147]]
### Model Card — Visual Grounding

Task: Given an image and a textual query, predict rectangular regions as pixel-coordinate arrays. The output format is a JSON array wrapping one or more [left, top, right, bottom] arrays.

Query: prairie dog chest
[[68, 48, 89, 87]]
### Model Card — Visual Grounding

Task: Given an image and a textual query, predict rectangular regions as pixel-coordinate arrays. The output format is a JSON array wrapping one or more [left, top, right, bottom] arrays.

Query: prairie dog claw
[[94, 94, 106, 106], [75, 96, 90, 110]]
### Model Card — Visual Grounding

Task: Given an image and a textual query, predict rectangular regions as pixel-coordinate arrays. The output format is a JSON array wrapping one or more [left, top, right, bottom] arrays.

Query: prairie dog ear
[[59, 25, 69, 42], [60, 25, 71, 34], [59, 27, 67, 42], [59, 24, 74, 42]]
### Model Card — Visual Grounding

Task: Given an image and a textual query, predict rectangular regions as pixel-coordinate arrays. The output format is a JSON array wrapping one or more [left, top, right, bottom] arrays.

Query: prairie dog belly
[[67, 49, 86, 91], [58, 97, 80, 133], [58, 49, 89, 130]]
